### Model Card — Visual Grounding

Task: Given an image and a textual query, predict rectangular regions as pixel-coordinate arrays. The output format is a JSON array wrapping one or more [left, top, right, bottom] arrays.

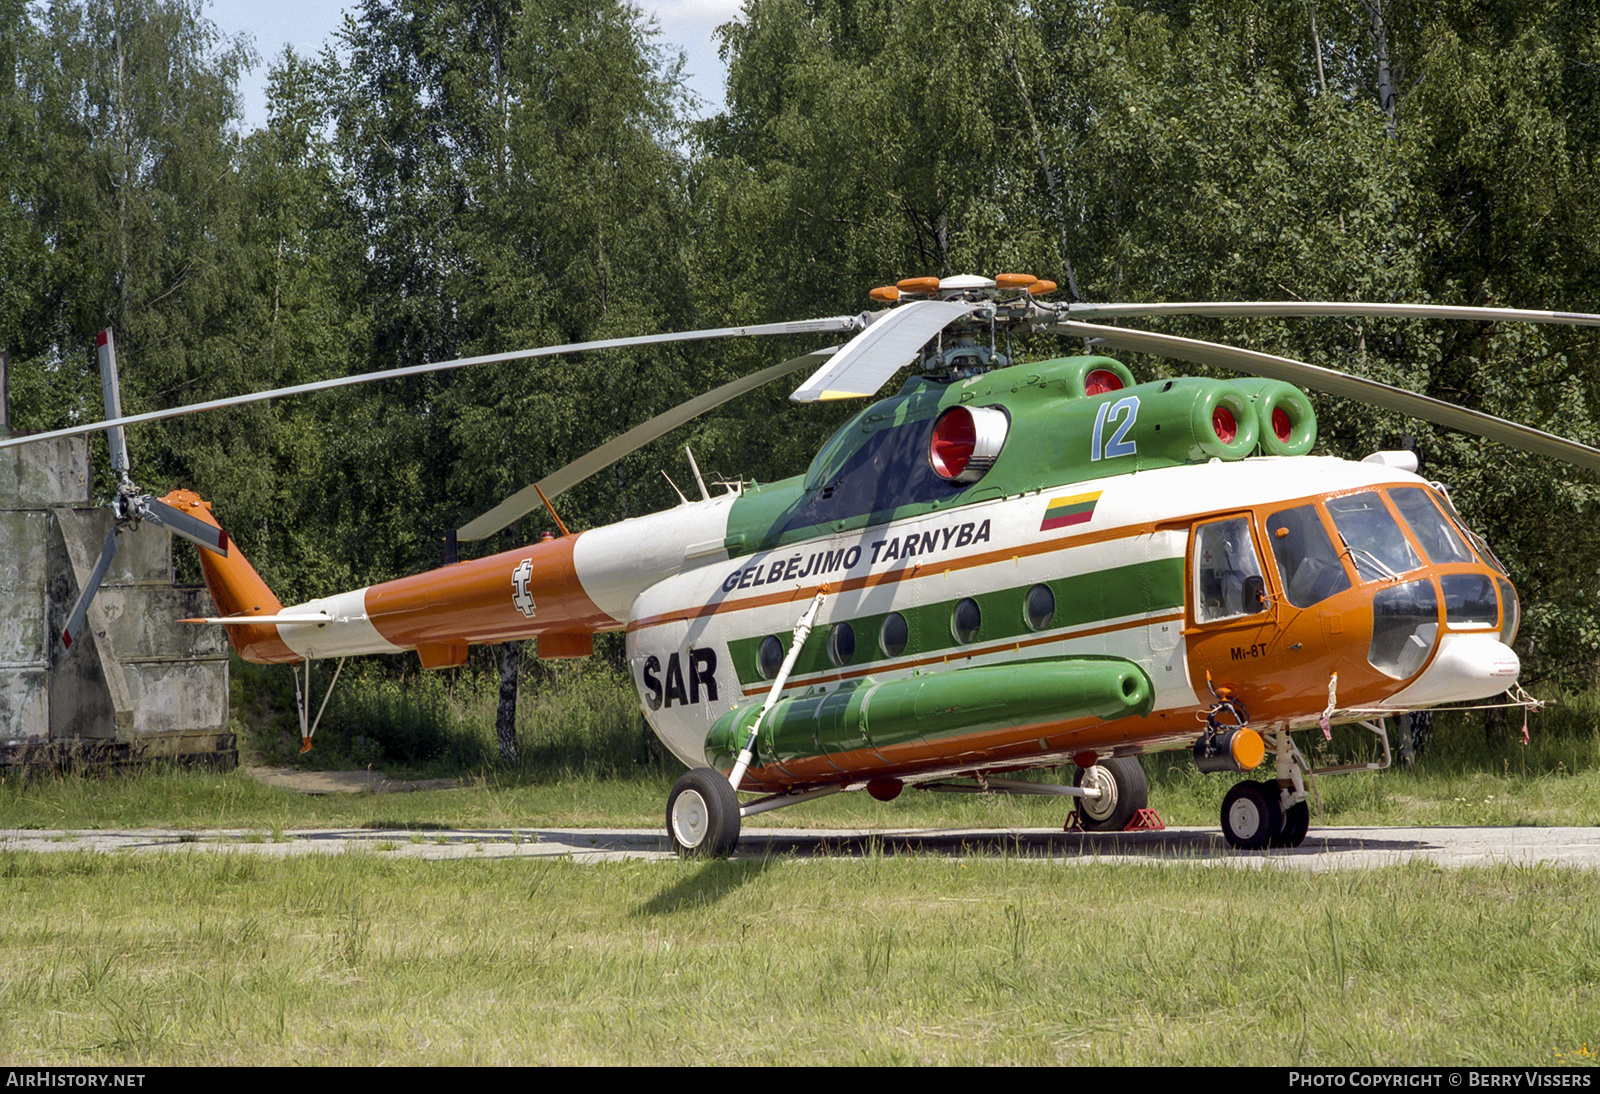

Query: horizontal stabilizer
[[180, 612, 336, 625]]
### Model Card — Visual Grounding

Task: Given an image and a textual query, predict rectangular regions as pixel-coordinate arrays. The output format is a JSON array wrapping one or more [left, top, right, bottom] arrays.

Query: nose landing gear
[[1219, 778, 1310, 849]]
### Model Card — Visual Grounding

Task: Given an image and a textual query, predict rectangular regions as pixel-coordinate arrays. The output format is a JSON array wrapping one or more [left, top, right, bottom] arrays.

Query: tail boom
[[170, 488, 616, 666]]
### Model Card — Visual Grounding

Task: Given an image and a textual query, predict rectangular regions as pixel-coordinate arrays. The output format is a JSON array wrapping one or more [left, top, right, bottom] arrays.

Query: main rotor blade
[[1055, 300, 1600, 327], [1047, 319, 1600, 474], [61, 526, 120, 649], [457, 347, 842, 542], [0, 316, 863, 453], [134, 496, 228, 555], [789, 300, 978, 402]]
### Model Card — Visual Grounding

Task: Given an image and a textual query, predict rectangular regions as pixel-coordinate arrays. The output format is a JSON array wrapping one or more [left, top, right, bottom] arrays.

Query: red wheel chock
[[1124, 808, 1165, 831], [1063, 808, 1166, 833]]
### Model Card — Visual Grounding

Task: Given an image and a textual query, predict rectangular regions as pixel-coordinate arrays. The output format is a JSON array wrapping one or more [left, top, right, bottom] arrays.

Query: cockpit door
[[1184, 513, 1280, 704]]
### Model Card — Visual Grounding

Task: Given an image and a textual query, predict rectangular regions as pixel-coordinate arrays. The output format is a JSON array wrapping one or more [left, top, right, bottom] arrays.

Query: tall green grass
[[2, 851, 1598, 1065], [236, 654, 663, 779]]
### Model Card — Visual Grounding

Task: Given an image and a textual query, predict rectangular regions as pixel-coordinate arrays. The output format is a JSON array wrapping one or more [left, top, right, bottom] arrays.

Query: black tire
[[1271, 798, 1310, 848], [1073, 757, 1149, 831], [1221, 780, 1282, 850], [666, 767, 741, 858]]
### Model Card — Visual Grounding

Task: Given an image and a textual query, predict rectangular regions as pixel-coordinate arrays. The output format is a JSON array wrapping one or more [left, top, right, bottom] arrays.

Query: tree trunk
[[1362, 0, 1398, 138], [496, 641, 522, 763]]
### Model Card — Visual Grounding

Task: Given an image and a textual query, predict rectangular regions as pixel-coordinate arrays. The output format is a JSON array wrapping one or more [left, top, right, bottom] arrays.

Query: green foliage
[[2, 0, 1599, 691]]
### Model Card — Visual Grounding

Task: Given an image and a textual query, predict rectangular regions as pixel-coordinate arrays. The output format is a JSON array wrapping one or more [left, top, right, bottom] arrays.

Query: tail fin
[[162, 489, 298, 664]]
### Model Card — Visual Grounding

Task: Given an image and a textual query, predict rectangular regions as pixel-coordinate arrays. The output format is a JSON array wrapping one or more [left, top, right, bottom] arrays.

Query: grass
[[5, 670, 1600, 1064], [0, 851, 1597, 1065]]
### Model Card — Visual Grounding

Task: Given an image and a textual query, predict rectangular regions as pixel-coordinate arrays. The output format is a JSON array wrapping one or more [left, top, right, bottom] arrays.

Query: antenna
[[661, 470, 690, 505], [685, 446, 710, 501]]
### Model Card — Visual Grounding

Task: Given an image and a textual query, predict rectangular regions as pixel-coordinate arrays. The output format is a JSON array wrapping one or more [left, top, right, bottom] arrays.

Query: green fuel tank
[[704, 657, 1154, 772]]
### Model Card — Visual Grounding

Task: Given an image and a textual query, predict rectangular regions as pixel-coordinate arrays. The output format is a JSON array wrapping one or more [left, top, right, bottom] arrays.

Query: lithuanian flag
[[1040, 491, 1102, 531]]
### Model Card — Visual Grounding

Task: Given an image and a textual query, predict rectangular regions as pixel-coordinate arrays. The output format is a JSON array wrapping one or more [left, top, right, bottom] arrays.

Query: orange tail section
[[162, 489, 299, 664]]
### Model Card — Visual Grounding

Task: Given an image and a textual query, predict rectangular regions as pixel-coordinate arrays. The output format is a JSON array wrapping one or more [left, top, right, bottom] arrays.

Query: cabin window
[[952, 598, 982, 643], [828, 622, 856, 666], [880, 613, 909, 657], [757, 635, 784, 679], [1266, 505, 1350, 608], [1194, 517, 1269, 623], [1024, 584, 1055, 631]]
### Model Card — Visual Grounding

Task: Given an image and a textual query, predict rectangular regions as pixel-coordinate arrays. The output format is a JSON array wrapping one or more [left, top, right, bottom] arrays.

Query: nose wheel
[[1220, 779, 1309, 849]]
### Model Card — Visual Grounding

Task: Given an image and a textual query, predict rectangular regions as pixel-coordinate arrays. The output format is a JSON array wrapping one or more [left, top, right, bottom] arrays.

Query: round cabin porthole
[[1025, 584, 1055, 631], [880, 612, 909, 658], [829, 622, 856, 667], [757, 635, 784, 679], [952, 598, 982, 643]]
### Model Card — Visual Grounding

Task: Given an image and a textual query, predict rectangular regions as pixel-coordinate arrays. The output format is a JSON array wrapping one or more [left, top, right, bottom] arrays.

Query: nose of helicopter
[[1374, 631, 1521, 708]]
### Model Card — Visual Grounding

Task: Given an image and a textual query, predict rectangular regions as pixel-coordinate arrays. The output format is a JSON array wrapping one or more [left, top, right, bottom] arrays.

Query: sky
[[205, 0, 743, 132]]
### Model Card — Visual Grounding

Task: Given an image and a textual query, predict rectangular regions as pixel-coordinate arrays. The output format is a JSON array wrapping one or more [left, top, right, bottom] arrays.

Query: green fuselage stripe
[[727, 556, 1186, 687]]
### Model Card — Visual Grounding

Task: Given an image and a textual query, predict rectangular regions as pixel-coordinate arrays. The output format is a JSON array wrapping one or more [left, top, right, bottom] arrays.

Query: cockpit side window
[[1266, 505, 1351, 608], [1431, 488, 1508, 574], [1389, 487, 1475, 565], [1325, 491, 1420, 581], [1194, 517, 1269, 623]]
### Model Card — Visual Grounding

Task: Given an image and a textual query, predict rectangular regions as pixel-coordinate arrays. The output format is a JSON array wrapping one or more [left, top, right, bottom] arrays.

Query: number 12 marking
[[1091, 396, 1140, 461]]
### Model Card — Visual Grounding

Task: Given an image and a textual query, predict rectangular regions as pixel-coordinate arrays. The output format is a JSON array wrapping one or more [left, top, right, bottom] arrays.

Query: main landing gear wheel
[[1073, 757, 1148, 831], [1221, 780, 1283, 849], [667, 767, 741, 858], [1271, 798, 1310, 849]]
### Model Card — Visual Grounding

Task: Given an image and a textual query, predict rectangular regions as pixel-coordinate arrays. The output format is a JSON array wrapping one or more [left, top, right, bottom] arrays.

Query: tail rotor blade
[[62, 526, 120, 649], [135, 497, 228, 555], [96, 329, 132, 481]]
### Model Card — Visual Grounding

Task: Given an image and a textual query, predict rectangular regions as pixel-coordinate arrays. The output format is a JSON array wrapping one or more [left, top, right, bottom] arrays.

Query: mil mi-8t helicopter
[[12, 273, 1600, 855]]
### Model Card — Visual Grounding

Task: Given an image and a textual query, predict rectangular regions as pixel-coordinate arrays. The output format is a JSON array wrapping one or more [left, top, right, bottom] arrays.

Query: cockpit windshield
[[1325, 491, 1420, 581], [1389, 487, 1475, 565]]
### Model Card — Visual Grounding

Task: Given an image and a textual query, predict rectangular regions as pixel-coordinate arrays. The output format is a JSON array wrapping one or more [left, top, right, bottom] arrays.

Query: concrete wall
[[0, 435, 231, 767]]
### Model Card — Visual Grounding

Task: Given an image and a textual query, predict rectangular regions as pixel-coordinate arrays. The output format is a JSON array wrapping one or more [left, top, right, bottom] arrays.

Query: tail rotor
[[60, 330, 228, 649]]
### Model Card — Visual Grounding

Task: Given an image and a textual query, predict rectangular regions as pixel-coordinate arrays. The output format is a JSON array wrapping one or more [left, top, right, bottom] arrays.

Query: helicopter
[[9, 273, 1600, 855]]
